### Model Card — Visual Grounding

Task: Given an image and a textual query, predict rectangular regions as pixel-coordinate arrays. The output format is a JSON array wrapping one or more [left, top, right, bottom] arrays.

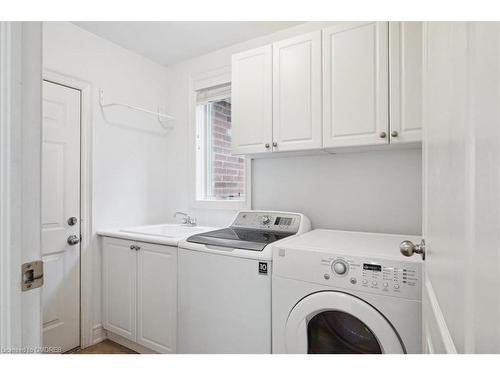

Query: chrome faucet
[[174, 211, 197, 226]]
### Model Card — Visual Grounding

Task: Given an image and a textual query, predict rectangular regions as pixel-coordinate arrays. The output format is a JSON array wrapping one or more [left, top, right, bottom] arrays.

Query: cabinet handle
[[272, 141, 278, 147], [135, 246, 141, 251], [379, 132, 387, 139], [130, 245, 135, 250], [265, 143, 270, 149], [391, 130, 398, 137]]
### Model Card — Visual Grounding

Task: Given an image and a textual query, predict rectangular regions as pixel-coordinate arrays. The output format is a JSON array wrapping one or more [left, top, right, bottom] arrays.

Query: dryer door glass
[[307, 311, 382, 354]]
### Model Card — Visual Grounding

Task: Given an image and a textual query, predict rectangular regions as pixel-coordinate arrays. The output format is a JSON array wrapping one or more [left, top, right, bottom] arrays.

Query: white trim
[[188, 67, 251, 212], [423, 276, 457, 354], [42, 70, 94, 350], [0, 21, 15, 350], [192, 65, 231, 91], [92, 324, 107, 345]]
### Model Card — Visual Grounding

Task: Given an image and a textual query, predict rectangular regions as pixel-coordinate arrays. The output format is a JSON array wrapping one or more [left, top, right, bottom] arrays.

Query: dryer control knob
[[332, 260, 348, 275]]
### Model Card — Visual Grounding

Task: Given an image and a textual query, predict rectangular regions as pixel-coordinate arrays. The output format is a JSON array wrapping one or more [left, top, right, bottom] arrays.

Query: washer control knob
[[383, 282, 389, 288], [372, 281, 378, 286], [324, 274, 330, 280], [332, 260, 348, 275], [261, 215, 271, 225], [394, 284, 400, 290]]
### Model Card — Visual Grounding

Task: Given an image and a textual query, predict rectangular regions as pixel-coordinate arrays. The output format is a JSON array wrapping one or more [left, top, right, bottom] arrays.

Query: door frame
[[42, 70, 94, 349]]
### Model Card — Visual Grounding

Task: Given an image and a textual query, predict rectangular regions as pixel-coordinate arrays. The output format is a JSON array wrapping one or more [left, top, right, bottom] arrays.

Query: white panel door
[[272, 31, 322, 152], [41, 81, 81, 353], [231, 45, 273, 155], [389, 22, 423, 144], [423, 22, 500, 354], [137, 242, 177, 353], [323, 22, 389, 148], [102, 237, 137, 342]]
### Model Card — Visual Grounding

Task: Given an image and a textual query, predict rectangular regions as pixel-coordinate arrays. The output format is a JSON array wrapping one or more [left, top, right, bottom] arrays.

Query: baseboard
[[92, 324, 107, 345], [423, 276, 457, 353], [106, 332, 158, 354]]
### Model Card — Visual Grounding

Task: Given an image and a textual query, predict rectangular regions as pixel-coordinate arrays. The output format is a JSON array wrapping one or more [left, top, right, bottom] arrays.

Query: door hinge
[[22, 260, 44, 291]]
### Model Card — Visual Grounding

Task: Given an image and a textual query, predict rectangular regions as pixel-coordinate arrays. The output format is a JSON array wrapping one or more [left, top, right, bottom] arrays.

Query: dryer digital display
[[363, 264, 382, 272]]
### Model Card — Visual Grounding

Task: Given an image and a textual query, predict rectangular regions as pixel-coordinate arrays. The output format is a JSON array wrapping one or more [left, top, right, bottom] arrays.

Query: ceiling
[[72, 21, 304, 66]]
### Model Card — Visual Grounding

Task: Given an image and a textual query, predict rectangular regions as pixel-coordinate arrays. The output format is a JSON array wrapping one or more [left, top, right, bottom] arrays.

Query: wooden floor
[[71, 339, 137, 354]]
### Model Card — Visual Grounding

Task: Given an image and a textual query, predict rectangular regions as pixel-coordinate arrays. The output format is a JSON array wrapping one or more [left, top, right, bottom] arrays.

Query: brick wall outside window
[[210, 100, 245, 199]]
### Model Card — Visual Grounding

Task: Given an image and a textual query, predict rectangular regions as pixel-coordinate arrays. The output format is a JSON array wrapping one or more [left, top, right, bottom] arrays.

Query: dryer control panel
[[273, 247, 422, 301], [320, 256, 421, 300]]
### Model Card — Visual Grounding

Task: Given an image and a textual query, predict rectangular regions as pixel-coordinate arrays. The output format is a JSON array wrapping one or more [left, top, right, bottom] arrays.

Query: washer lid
[[285, 291, 404, 354], [186, 228, 294, 251]]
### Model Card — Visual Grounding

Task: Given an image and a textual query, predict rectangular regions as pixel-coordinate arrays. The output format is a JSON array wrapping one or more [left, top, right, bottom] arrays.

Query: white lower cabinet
[[102, 237, 137, 342], [136, 241, 177, 353], [102, 237, 177, 353]]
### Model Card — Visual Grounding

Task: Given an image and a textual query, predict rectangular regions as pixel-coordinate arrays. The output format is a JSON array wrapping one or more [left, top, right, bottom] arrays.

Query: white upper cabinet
[[272, 31, 322, 151], [232, 45, 273, 154], [231, 22, 422, 156], [322, 22, 389, 148], [389, 22, 423, 143]]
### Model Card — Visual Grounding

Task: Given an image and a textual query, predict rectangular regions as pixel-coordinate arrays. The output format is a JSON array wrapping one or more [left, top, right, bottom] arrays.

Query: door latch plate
[[22, 260, 44, 291]]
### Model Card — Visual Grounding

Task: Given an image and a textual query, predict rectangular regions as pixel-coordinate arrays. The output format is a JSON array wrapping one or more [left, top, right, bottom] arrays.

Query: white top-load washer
[[272, 229, 423, 354], [178, 210, 311, 354]]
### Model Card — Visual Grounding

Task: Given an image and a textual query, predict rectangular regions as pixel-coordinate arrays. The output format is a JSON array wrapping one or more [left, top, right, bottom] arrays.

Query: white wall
[[253, 150, 421, 235], [43, 22, 173, 334], [163, 21, 423, 235]]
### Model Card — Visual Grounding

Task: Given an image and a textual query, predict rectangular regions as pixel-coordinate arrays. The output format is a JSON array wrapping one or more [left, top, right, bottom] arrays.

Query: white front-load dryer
[[271, 229, 423, 354]]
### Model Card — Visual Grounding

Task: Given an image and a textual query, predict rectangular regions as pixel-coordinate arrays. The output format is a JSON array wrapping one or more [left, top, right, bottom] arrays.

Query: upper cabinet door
[[389, 22, 423, 144], [272, 31, 322, 152], [323, 22, 389, 148], [231, 45, 273, 155]]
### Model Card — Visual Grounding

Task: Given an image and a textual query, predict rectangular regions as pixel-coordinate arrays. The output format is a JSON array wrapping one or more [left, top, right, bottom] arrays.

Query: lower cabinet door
[[102, 237, 137, 341], [136, 242, 177, 353]]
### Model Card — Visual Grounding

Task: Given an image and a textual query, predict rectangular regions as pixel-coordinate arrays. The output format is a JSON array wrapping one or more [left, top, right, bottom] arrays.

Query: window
[[195, 84, 246, 203]]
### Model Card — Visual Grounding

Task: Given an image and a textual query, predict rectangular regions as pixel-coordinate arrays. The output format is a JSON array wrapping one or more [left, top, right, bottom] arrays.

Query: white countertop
[[97, 224, 219, 247]]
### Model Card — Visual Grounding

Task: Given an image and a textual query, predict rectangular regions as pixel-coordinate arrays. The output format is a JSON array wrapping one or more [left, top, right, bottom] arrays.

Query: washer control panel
[[231, 211, 301, 233], [319, 256, 421, 300]]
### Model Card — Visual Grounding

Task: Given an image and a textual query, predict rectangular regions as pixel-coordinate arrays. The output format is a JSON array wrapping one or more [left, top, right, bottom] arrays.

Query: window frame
[[189, 67, 251, 211]]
